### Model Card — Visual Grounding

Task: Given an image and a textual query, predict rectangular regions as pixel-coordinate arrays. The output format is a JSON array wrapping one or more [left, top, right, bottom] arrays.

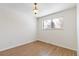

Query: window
[[43, 19, 51, 29], [43, 17, 63, 30]]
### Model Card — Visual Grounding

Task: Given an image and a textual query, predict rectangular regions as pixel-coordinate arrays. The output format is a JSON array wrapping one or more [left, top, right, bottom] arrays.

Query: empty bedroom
[[0, 3, 77, 56]]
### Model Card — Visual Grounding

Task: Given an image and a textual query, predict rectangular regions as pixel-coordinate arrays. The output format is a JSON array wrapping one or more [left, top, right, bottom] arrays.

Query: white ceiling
[[0, 3, 76, 17], [38, 3, 76, 17]]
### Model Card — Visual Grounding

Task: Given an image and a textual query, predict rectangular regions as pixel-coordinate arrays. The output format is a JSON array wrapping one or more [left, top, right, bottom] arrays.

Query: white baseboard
[[37, 39, 77, 51], [0, 40, 36, 52], [0, 39, 76, 52]]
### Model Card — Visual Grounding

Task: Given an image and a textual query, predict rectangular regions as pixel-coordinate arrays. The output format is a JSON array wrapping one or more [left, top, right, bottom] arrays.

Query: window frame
[[42, 17, 64, 30]]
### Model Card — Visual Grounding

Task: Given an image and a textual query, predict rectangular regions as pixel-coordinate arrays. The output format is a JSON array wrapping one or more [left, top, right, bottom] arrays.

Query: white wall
[[77, 4, 79, 56], [0, 7, 37, 51], [37, 8, 77, 50]]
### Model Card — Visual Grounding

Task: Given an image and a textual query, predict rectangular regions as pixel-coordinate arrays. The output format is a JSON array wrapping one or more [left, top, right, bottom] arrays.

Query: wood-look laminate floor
[[0, 41, 77, 56]]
